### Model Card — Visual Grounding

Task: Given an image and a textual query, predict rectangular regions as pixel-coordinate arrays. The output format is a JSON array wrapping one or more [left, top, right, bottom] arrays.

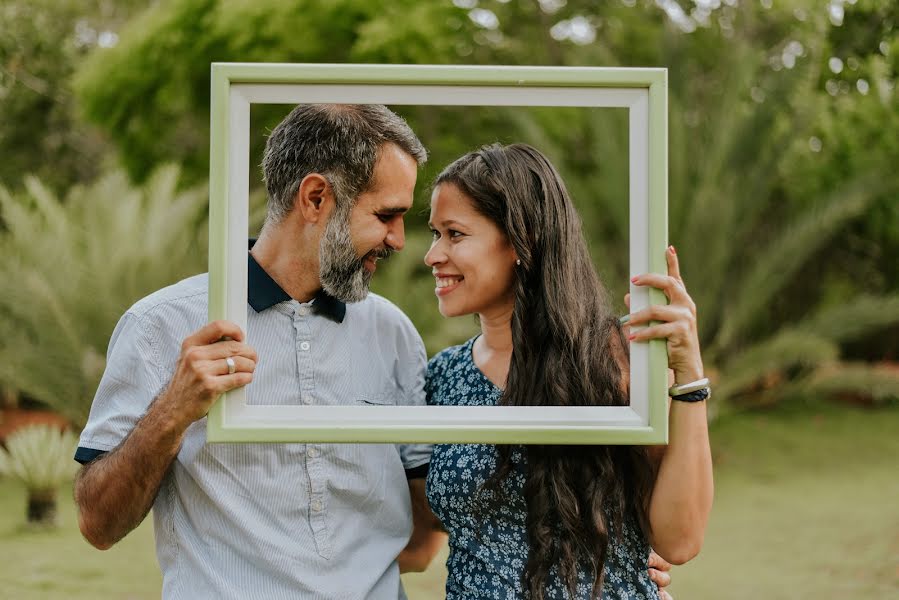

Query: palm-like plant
[[665, 45, 899, 414], [0, 165, 209, 427], [0, 424, 80, 526]]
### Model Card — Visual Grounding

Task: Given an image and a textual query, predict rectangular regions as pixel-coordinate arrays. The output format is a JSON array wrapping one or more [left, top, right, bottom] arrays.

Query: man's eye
[[377, 214, 392, 223]]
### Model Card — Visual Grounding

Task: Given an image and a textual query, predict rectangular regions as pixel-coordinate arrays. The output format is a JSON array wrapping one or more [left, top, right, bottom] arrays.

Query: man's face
[[319, 143, 418, 302]]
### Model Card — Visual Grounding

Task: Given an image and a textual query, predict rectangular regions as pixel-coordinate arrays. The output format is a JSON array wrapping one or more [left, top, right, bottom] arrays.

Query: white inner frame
[[222, 83, 652, 435]]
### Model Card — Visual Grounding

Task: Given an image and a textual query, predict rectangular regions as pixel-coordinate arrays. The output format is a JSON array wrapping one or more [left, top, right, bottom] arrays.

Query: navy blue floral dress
[[425, 338, 659, 600]]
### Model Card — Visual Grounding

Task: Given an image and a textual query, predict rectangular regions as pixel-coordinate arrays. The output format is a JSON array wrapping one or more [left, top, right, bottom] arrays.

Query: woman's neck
[[473, 304, 514, 389], [478, 308, 513, 354]]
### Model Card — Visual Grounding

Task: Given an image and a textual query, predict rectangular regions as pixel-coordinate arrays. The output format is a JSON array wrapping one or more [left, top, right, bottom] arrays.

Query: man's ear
[[293, 173, 333, 223]]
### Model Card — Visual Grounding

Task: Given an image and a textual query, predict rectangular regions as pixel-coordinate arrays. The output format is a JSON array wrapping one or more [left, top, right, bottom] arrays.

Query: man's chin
[[320, 270, 372, 303]]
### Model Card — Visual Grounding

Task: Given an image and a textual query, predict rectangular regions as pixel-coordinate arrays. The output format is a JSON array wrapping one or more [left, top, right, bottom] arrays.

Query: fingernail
[[669, 245, 676, 254], [630, 276, 638, 283], [628, 334, 636, 340], [619, 314, 630, 325]]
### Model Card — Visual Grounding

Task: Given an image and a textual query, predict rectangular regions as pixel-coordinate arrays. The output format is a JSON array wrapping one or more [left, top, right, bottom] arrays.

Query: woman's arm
[[627, 246, 714, 565]]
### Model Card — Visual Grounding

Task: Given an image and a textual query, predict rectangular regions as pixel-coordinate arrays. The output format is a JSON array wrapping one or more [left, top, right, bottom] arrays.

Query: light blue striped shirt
[[77, 253, 431, 599]]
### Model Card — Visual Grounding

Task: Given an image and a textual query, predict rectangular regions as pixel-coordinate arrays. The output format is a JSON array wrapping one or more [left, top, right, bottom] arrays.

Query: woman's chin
[[437, 301, 466, 319]]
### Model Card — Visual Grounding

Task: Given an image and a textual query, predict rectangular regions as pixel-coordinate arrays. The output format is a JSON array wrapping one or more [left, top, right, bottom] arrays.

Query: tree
[[0, 0, 149, 190]]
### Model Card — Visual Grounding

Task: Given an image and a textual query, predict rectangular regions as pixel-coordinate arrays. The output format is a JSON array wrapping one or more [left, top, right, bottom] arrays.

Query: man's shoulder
[[126, 273, 209, 322], [350, 292, 417, 331]]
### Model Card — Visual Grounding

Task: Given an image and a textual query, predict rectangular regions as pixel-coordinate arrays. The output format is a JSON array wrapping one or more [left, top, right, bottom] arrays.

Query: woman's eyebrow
[[428, 219, 465, 229]]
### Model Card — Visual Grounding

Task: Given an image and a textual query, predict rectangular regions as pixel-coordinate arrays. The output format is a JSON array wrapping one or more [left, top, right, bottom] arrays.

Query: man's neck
[[250, 224, 321, 303]]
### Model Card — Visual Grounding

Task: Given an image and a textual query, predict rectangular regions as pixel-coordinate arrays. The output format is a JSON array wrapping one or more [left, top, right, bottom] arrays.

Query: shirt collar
[[247, 240, 346, 323]]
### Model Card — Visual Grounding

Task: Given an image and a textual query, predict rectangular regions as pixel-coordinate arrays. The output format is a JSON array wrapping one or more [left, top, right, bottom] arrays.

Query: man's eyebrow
[[376, 206, 409, 215]]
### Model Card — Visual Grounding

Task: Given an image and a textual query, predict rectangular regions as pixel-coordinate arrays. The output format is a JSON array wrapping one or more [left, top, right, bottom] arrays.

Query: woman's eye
[[430, 228, 440, 240], [449, 230, 463, 239]]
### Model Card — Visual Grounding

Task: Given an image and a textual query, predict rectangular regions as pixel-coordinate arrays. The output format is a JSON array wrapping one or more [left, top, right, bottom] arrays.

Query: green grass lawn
[[2, 403, 897, 599]]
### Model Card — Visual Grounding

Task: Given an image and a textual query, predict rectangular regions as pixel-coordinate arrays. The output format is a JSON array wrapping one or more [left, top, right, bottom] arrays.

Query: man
[[74, 104, 437, 599]]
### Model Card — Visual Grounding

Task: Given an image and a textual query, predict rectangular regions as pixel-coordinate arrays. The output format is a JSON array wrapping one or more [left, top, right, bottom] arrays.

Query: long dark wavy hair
[[434, 143, 657, 600]]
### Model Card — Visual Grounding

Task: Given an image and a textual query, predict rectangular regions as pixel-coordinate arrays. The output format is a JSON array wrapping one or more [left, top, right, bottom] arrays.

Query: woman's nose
[[424, 240, 444, 267]]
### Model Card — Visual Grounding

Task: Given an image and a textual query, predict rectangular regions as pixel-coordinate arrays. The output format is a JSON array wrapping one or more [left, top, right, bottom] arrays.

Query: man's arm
[[397, 477, 446, 573], [75, 393, 189, 549], [75, 320, 256, 550]]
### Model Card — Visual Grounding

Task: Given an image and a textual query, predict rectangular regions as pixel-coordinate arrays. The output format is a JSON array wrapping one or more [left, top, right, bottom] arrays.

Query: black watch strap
[[671, 387, 710, 402]]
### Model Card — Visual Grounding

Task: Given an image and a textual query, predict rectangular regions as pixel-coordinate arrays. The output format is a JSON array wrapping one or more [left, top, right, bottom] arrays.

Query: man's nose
[[386, 218, 405, 252]]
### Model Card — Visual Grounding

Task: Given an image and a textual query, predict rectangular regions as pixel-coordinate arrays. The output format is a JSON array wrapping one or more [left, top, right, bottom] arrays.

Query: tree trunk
[[26, 489, 57, 526], [1, 385, 18, 410]]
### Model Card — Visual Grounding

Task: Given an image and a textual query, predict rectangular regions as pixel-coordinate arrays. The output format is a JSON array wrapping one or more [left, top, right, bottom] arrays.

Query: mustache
[[365, 247, 394, 261]]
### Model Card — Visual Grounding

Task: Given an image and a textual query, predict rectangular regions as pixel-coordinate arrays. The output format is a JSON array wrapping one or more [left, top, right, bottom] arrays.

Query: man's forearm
[[398, 478, 447, 573], [75, 392, 187, 550]]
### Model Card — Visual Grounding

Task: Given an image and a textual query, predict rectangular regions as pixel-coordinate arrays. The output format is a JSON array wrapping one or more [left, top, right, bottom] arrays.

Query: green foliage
[[74, 0, 413, 183], [0, 425, 79, 493], [51, 0, 899, 409], [0, 0, 149, 190], [0, 166, 208, 426]]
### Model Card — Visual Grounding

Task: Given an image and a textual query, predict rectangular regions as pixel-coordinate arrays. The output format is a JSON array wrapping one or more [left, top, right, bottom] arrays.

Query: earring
[[515, 259, 521, 266]]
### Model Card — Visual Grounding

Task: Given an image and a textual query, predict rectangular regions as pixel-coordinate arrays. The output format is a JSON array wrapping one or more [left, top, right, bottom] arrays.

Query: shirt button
[[297, 306, 309, 316], [307, 447, 319, 458], [300, 341, 310, 351], [302, 394, 313, 405], [311, 499, 322, 512]]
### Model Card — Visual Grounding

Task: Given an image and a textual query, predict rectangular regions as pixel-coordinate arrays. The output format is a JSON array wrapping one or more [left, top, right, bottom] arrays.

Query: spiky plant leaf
[[716, 330, 839, 400], [779, 363, 899, 406], [0, 425, 80, 492], [794, 294, 899, 344], [712, 174, 878, 354], [0, 166, 208, 426]]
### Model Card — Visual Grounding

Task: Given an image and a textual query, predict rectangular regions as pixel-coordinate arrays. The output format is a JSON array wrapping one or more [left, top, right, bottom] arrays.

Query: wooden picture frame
[[206, 63, 668, 444]]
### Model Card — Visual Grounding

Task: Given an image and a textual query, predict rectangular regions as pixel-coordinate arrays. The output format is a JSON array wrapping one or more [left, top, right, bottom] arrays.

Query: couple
[[74, 104, 712, 599]]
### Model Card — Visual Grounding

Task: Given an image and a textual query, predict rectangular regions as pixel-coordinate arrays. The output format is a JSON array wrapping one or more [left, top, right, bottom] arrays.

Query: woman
[[420, 143, 713, 599]]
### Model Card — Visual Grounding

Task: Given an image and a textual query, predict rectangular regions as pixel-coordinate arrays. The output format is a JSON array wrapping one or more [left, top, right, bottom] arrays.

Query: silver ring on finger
[[225, 356, 236, 375]]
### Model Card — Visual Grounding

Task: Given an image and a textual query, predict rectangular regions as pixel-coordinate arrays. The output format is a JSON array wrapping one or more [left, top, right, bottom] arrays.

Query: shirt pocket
[[358, 391, 396, 405]]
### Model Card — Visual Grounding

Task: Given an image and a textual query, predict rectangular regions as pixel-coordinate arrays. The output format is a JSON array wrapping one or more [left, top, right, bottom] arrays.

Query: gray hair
[[261, 104, 427, 224]]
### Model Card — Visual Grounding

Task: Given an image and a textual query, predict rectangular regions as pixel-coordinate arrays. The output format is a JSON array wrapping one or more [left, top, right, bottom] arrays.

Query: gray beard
[[319, 208, 376, 303]]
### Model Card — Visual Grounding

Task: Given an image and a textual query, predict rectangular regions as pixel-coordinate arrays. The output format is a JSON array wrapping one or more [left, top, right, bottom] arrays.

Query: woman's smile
[[433, 273, 464, 296]]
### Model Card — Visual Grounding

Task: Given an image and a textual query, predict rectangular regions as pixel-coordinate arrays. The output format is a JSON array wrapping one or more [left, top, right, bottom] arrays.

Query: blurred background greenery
[[0, 0, 896, 598]]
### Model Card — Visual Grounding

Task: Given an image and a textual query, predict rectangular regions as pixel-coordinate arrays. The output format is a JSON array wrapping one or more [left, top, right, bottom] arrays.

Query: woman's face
[[424, 183, 518, 319]]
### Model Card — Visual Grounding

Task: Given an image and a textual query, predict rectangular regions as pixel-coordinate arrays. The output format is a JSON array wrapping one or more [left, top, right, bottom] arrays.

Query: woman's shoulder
[[427, 336, 477, 374], [425, 337, 479, 406]]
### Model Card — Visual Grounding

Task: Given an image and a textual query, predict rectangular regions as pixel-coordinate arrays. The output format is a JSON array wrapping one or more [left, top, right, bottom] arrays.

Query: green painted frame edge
[[206, 63, 668, 445], [648, 76, 669, 444], [207, 65, 229, 354], [212, 62, 666, 87], [207, 426, 661, 445]]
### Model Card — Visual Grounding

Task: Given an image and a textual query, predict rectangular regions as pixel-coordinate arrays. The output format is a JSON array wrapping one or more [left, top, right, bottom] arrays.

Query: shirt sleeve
[[393, 313, 432, 474], [75, 311, 166, 463]]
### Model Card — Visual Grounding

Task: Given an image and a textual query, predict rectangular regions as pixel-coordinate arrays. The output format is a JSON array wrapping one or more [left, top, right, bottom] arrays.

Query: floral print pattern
[[426, 338, 659, 600]]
